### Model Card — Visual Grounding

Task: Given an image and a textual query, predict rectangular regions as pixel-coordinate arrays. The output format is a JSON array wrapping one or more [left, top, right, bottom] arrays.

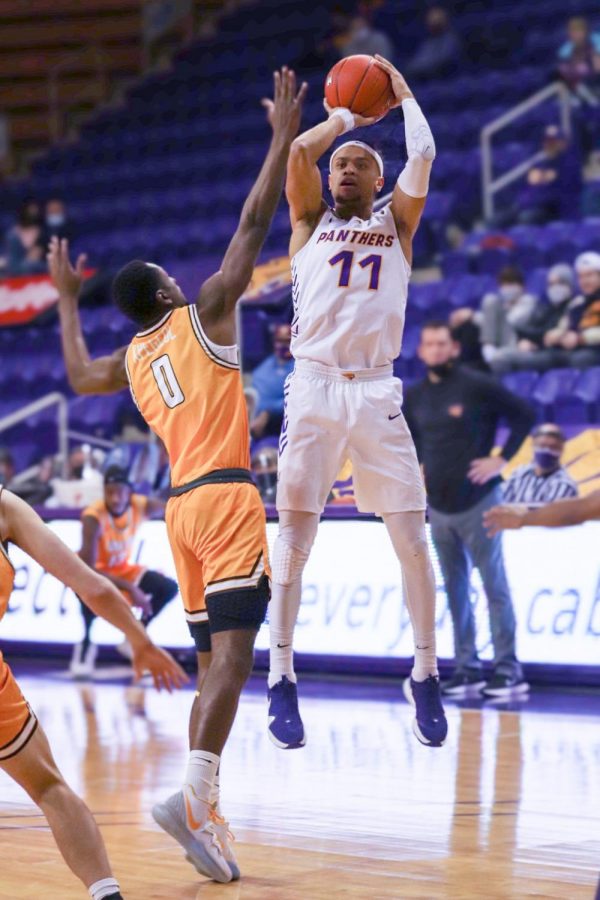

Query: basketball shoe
[[403, 674, 448, 747], [152, 791, 232, 883], [267, 676, 306, 749]]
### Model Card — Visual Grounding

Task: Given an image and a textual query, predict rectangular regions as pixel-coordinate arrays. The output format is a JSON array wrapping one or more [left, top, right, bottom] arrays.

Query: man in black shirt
[[403, 322, 535, 698]]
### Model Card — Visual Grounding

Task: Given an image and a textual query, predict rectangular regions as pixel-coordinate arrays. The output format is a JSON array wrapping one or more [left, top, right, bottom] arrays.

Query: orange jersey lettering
[[125, 307, 250, 488]]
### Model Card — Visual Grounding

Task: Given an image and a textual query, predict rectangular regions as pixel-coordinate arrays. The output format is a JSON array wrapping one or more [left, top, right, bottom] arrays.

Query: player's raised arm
[[48, 237, 129, 395], [3, 490, 188, 691], [374, 56, 435, 251], [286, 99, 380, 251], [197, 67, 307, 344], [484, 489, 600, 535]]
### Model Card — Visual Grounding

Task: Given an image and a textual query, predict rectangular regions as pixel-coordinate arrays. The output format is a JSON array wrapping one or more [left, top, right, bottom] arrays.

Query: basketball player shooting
[[267, 55, 447, 750], [48, 67, 306, 884]]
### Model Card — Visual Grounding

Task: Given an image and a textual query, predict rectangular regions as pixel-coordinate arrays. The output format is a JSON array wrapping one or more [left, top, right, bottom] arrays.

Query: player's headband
[[329, 141, 384, 177]]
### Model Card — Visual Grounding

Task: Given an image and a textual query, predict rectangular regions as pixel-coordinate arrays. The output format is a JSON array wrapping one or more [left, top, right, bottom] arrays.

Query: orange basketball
[[325, 54, 394, 119]]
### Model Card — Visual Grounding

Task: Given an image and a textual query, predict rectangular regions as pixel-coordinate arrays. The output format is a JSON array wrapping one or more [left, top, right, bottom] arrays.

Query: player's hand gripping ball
[[325, 54, 395, 119]]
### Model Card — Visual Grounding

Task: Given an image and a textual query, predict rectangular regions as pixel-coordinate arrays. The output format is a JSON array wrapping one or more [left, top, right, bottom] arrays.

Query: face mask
[[46, 213, 65, 227], [547, 283, 571, 305], [427, 361, 454, 378], [499, 284, 522, 303], [274, 344, 291, 361], [534, 448, 561, 471]]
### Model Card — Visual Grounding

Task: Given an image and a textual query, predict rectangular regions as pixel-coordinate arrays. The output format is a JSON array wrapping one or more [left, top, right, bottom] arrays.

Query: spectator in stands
[[547, 251, 600, 368], [491, 126, 581, 228], [517, 126, 581, 225], [503, 424, 578, 504], [556, 16, 600, 100], [403, 322, 534, 699], [4, 199, 46, 276], [42, 197, 72, 245], [338, 14, 394, 61], [14, 456, 55, 506], [47, 446, 104, 508], [480, 267, 537, 372], [406, 7, 461, 81], [492, 263, 577, 373], [449, 267, 536, 372], [250, 323, 294, 440]]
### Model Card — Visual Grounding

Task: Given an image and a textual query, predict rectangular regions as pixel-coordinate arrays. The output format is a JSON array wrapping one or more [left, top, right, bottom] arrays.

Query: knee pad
[[272, 538, 311, 586]]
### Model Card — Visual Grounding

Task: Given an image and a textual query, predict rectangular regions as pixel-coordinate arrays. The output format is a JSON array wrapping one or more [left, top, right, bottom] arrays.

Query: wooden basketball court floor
[[0, 666, 598, 900]]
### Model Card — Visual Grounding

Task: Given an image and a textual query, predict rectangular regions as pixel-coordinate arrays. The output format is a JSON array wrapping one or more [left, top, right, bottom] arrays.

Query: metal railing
[[0, 393, 118, 481], [0, 393, 69, 477], [481, 80, 572, 222], [48, 44, 109, 143]]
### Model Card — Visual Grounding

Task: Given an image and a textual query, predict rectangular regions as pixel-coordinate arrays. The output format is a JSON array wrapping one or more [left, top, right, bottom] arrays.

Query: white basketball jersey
[[290, 203, 410, 369]]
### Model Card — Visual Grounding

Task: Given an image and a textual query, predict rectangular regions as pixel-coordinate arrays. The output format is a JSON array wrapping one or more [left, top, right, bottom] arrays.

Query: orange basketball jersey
[[82, 494, 148, 579], [0, 542, 14, 623], [125, 306, 250, 488]]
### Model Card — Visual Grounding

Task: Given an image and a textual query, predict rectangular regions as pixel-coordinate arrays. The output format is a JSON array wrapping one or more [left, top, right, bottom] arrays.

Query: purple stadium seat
[[532, 368, 580, 419]]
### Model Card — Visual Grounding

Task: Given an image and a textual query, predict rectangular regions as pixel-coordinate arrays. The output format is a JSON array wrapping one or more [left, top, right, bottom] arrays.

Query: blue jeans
[[429, 486, 522, 679]]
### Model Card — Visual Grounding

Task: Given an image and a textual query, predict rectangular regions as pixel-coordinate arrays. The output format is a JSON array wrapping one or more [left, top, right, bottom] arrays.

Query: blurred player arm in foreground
[[484, 489, 600, 535], [197, 67, 307, 345], [48, 236, 128, 394], [3, 491, 187, 690], [374, 56, 435, 258]]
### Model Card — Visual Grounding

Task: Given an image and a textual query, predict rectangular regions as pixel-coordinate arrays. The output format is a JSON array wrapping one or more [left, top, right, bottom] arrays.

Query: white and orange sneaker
[[151, 790, 232, 883], [207, 806, 241, 881]]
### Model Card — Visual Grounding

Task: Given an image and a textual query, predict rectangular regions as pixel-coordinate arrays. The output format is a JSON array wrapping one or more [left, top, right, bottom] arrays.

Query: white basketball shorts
[[276, 360, 426, 515]]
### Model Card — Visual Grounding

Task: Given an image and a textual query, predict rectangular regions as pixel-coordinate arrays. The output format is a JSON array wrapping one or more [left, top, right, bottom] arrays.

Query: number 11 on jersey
[[329, 251, 382, 290]]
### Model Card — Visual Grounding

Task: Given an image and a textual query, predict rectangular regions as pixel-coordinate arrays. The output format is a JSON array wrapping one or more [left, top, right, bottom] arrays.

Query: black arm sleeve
[[481, 377, 536, 460]]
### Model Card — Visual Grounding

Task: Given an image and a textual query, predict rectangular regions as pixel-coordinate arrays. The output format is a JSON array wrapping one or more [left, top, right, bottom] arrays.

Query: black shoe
[[441, 671, 487, 698], [481, 673, 530, 698]]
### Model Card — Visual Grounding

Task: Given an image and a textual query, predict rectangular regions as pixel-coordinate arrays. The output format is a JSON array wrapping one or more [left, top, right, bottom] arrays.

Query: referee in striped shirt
[[503, 424, 578, 505]]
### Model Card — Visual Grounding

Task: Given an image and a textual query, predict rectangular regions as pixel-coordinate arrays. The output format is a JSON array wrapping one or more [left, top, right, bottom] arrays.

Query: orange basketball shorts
[[166, 482, 270, 635], [0, 651, 37, 762]]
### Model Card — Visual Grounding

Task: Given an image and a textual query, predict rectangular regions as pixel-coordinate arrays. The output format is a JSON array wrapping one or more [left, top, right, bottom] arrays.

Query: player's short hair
[[112, 260, 161, 326], [421, 319, 452, 336]]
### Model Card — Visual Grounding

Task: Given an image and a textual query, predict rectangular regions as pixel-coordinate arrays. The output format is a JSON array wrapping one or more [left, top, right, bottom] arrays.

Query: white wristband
[[329, 107, 355, 134]]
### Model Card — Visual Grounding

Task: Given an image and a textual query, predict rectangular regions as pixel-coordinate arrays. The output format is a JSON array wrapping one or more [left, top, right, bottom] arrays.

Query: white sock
[[268, 577, 302, 688], [383, 512, 439, 682], [268, 511, 319, 690], [88, 878, 120, 900], [183, 749, 219, 826], [412, 628, 438, 682]]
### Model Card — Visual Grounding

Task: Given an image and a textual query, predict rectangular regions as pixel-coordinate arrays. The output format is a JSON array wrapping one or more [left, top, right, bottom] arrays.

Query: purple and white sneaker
[[267, 676, 306, 749], [403, 675, 448, 747]]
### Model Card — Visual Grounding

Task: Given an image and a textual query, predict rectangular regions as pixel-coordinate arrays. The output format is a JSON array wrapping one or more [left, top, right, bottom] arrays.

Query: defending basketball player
[[48, 67, 307, 883], [484, 489, 600, 534], [267, 54, 447, 750], [71, 466, 178, 677], [0, 488, 186, 900]]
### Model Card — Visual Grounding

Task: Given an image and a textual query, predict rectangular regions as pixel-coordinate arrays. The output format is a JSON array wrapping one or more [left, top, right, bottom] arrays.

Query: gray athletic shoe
[[152, 791, 232, 883]]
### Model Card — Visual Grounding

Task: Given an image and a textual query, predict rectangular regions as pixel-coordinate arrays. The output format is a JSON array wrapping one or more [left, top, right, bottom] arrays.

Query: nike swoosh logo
[[388, 412, 402, 420], [276, 642, 290, 648], [184, 791, 203, 831]]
